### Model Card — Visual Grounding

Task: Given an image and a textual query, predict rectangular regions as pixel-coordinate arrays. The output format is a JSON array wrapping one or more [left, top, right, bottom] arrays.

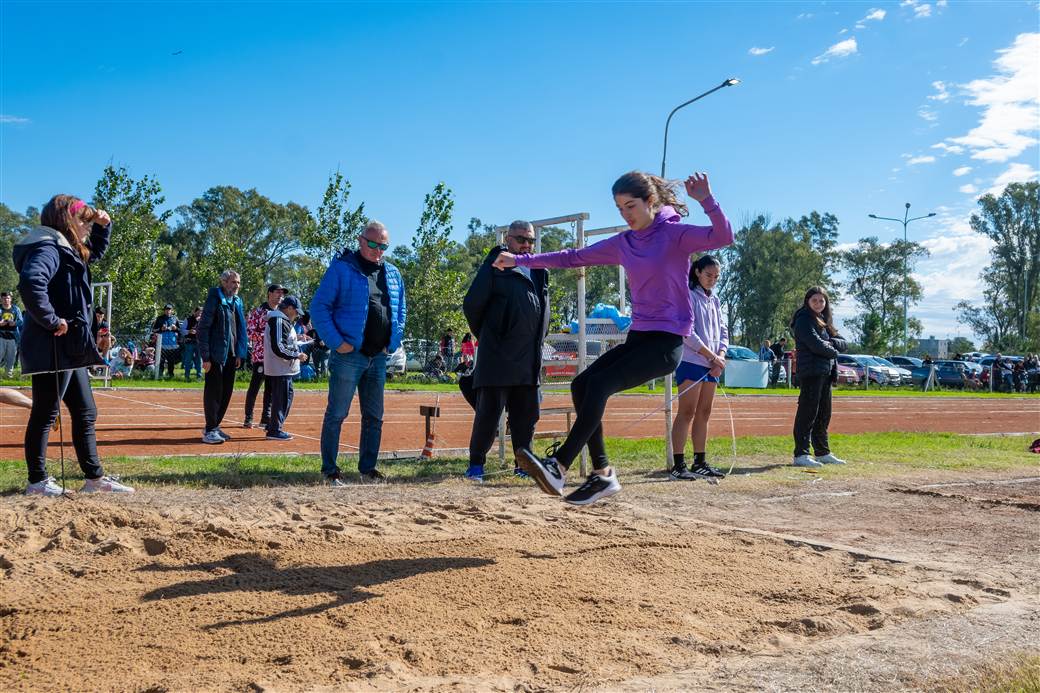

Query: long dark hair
[[40, 194, 94, 262], [802, 286, 837, 336], [689, 254, 721, 290], [611, 171, 688, 217]]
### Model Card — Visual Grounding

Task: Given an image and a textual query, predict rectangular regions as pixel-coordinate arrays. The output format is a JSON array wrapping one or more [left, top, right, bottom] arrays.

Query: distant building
[[917, 336, 949, 359]]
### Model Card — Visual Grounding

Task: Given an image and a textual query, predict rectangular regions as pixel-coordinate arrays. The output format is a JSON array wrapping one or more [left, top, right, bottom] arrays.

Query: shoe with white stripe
[[816, 453, 846, 465], [793, 455, 822, 467], [25, 477, 66, 497], [202, 430, 224, 445], [669, 462, 699, 480], [518, 448, 566, 497], [564, 470, 622, 506], [81, 476, 135, 493]]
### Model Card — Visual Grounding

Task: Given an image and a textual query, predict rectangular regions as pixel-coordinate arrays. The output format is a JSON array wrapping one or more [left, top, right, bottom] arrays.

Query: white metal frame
[[89, 282, 113, 388]]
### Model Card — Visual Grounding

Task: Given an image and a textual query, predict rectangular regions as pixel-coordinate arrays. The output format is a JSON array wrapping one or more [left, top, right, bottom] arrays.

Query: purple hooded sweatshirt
[[515, 196, 733, 336], [682, 285, 729, 367]]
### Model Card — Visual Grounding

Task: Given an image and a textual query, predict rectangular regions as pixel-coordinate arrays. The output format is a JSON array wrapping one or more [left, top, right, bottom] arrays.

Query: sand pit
[[2, 474, 1032, 692]]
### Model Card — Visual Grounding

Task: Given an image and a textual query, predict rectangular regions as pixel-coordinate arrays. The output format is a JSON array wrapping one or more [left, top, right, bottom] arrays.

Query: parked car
[[836, 363, 860, 385], [872, 356, 913, 385], [403, 338, 437, 372], [911, 361, 973, 388], [725, 345, 758, 361], [978, 356, 1022, 390], [837, 354, 889, 384], [888, 355, 923, 369], [386, 345, 406, 379]]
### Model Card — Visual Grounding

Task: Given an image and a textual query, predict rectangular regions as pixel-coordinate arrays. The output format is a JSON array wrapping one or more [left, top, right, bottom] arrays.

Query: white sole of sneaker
[[518, 449, 564, 497], [564, 484, 621, 506]]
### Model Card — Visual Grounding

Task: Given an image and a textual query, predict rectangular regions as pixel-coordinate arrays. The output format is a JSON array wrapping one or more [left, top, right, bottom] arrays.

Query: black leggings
[[244, 361, 271, 423], [554, 330, 683, 470], [793, 374, 832, 457], [468, 385, 540, 466], [204, 358, 238, 432], [25, 368, 104, 484]]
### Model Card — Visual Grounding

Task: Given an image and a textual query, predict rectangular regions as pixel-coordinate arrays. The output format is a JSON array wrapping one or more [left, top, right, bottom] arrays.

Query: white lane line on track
[[93, 390, 360, 451]]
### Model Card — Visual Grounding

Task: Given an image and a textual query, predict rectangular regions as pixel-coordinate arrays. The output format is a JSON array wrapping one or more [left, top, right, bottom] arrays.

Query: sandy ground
[[1, 390, 1037, 459], [1, 467, 1037, 692]]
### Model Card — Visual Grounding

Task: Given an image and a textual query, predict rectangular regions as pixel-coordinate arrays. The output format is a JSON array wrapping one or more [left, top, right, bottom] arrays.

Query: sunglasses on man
[[508, 235, 536, 245], [359, 235, 390, 251]]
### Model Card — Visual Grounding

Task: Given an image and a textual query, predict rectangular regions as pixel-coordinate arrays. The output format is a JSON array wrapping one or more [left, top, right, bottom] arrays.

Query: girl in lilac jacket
[[494, 170, 733, 505], [670, 255, 728, 482]]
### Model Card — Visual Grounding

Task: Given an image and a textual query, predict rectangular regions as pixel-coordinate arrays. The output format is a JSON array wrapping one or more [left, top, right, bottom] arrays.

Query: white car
[[386, 346, 406, 378]]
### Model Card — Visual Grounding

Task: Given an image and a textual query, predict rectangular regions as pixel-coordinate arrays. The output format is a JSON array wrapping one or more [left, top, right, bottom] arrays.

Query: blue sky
[[2, 1, 1038, 344]]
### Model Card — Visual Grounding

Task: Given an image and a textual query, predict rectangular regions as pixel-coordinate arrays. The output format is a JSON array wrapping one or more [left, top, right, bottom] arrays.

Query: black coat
[[791, 307, 847, 381], [198, 286, 249, 367], [462, 246, 549, 388], [13, 223, 110, 375]]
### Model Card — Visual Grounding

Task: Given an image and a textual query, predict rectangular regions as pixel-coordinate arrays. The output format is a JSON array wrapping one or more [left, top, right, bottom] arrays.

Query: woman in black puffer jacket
[[13, 195, 133, 496], [790, 286, 847, 468]]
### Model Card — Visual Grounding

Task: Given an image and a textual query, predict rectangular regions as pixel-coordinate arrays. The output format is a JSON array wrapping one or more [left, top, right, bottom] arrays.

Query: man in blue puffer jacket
[[310, 220, 406, 485]]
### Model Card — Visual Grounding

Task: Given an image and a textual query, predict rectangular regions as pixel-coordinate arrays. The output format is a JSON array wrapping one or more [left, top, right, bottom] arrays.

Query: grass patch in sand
[[0, 432, 1033, 493], [925, 651, 1040, 692]]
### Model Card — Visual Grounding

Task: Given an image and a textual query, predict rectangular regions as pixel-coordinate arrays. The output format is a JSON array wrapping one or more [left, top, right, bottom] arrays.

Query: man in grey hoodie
[[263, 295, 308, 441]]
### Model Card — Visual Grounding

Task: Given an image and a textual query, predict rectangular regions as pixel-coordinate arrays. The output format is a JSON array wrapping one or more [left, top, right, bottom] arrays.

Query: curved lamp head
[[868, 214, 877, 218], [724, 78, 741, 87], [927, 212, 937, 217]]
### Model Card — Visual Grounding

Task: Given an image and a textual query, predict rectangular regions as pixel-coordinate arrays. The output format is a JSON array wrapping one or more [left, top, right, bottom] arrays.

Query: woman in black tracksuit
[[13, 195, 133, 495], [790, 286, 848, 468]]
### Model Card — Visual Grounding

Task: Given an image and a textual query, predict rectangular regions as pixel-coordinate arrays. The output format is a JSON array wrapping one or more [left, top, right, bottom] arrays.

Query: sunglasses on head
[[360, 237, 390, 251]]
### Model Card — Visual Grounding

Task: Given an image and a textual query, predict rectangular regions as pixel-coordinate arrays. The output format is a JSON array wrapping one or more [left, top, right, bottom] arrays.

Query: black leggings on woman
[[554, 330, 683, 470], [25, 368, 104, 484], [793, 374, 832, 457]]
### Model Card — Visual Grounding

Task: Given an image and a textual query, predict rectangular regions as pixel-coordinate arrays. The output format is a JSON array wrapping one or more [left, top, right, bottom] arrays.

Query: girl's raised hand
[[492, 252, 517, 270], [94, 209, 112, 227], [684, 173, 711, 202]]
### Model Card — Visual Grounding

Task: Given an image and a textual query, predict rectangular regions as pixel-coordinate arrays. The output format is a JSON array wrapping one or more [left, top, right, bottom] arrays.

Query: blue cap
[[278, 295, 302, 311]]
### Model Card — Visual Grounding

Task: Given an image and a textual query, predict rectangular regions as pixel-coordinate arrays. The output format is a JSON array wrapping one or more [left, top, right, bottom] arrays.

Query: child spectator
[[263, 295, 308, 441]]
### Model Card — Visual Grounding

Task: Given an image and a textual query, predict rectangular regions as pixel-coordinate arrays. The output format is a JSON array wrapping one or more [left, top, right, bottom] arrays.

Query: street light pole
[[661, 78, 741, 177], [868, 203, 936, 355], [660, 77, 740, 471]]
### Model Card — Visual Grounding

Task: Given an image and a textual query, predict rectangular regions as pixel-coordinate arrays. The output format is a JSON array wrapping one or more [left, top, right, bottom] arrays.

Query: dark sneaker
[[326, 473, 347, 488], [690, 461, 726, 481], [464, 465, 484, 482], [518, 448, 565, 497], [242, 419, 254, 429], [564, 470, 622, 506], [266, 431, 293, 441], [669, 462, 699, 480], [215, 428, 231, 441], [360, 469, 387, 484], [513, 467, 530, 479]]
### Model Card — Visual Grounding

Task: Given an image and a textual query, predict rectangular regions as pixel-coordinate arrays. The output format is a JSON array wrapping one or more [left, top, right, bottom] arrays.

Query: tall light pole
[[661, 78, 740, 177], [660, 77, 740, 470], [868, 203, 936, 355]]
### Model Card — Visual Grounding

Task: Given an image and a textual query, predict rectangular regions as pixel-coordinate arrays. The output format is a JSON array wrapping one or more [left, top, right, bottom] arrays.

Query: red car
[[786, 350, 861, 385]]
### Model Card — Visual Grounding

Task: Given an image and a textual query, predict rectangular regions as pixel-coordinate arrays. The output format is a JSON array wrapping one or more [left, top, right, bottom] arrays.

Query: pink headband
[[68, 200, 86, 216]]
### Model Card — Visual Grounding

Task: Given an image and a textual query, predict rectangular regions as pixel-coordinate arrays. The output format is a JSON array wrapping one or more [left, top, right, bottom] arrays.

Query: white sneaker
[[202, 430, 224, 445], [25, 477, 66, 497], [793, 455, 822, 468], [816, 453, 846, 465], [518, 448, 566, 497], [81, 476, 135, 493], [564, 470, 622, 506]]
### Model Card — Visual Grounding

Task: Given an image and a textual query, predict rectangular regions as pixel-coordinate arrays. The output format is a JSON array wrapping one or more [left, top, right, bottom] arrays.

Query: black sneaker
[[690, 462, 726, 481], [669, 462, 699, 480], [564, 470, 622, 506], [359, 469, 387, 484], [518, 448, 566, 497]]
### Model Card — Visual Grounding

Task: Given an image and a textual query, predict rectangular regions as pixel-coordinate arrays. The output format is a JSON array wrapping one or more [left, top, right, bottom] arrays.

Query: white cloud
[[748, 46, 774, 56], [907, 155, 937, 165], [0, 114, 29, 124], [941, 33, 1040, 163], [927, 80, 950, 102], [958, 37, 969, 47], [918, 107, 939, 122], [914, 3, 933, 18], [811, 37, 858, 65], [953, 166, 973, 176], [986, 161, 1040, 196], [932, 142, 965, 155], [937, 0, 947, 6], [839, 27, 849, 34], [900, 0, 916, 6], [797, 12, 814, 19], [863, 8, 886, 21], [959, 183, 978, 194]]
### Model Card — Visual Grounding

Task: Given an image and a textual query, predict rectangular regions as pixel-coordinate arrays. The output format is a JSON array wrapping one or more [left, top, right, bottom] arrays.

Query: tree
[[948, 336, 975, 355], [403, 183, 468, 344], [726, 214, 836, 347], [0, 204, 33, 303], [91, 165, 171, 333], [956, 181, 1039, 351], [303, 171, 367, 263], [840, 237, 929, 353]]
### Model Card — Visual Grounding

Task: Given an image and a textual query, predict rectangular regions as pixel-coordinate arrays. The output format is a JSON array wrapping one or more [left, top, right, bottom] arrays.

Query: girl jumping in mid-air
[[494, 170, 733, 505]]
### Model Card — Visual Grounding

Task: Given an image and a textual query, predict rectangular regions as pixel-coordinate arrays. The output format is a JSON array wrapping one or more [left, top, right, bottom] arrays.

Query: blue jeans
[[320, 350, 386, 476], [182, 343, 202, 377]]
